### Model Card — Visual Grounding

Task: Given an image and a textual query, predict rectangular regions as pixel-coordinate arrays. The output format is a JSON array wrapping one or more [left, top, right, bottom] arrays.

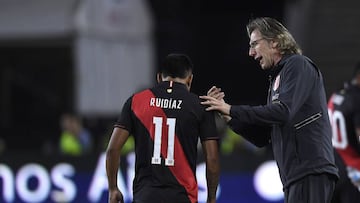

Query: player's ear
[[156, 73, 162, 83], [186, 74, 193, 90]]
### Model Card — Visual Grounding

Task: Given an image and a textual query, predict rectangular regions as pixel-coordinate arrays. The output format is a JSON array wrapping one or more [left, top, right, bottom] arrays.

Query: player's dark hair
[[160, 53, 193, 79]]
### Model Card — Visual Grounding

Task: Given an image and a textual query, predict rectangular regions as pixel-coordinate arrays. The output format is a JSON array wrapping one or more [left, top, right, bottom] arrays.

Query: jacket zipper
[[294, 112, 322, 130]]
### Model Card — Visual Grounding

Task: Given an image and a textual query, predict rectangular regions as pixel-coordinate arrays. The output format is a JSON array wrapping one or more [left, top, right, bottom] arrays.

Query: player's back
[[129, 80, 218, 203]]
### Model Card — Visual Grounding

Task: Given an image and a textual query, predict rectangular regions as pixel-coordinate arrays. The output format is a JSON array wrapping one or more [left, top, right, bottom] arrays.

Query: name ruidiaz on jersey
[[150, 97, 183, 109]]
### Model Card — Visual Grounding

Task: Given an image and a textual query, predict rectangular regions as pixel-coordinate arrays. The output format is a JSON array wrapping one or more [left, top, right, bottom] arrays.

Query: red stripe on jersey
[[132, 89, 198, 203]]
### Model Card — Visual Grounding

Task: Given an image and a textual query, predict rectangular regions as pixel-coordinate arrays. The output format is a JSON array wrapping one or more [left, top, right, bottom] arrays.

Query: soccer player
[[106, 53, 220, 203], [328, 62, 360, 202]]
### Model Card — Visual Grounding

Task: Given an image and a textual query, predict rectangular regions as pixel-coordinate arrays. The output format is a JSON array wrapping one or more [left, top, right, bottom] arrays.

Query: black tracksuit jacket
[[228, 54, 339, 189]]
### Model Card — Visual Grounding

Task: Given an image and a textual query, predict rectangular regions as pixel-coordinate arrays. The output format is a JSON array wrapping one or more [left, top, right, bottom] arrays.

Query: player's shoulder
[[332, 85, 360, 107], [330, 91, 345, 106], [187, 91, 204, 104]]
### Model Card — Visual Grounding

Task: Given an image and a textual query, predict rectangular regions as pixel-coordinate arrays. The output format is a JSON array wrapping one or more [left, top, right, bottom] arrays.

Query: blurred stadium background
[[1, 0, 360, 202]]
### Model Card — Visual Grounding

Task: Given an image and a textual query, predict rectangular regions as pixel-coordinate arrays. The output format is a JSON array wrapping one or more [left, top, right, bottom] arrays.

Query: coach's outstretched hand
[[206, 86, 225, 101], [200, 86, 232, 122]]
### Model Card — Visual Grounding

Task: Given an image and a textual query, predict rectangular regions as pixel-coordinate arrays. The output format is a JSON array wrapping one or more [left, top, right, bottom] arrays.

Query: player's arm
[[202, 139, 220, 203], [347, 113, 360, 190], [106, 127, 130, 203]]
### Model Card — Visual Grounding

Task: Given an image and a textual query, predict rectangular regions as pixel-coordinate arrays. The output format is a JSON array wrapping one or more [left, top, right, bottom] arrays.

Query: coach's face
[[248, 29, 280, 70]]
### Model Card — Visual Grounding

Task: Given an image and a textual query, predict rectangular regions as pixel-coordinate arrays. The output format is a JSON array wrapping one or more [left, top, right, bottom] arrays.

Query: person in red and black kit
[[200, 17, 339, 203], [106, 53, 220, 203], [328, 62, 360, 203]]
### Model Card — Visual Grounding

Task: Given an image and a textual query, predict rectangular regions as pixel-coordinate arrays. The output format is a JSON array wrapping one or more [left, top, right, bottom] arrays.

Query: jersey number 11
[[151, 116, 176, 166]]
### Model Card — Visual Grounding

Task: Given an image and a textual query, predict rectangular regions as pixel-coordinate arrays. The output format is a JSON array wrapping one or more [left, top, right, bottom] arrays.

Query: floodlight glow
[[253, 160, 283, 201]]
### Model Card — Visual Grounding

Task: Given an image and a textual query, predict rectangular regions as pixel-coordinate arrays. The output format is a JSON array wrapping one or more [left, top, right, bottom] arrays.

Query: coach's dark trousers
[[284, 173, 336, 203]]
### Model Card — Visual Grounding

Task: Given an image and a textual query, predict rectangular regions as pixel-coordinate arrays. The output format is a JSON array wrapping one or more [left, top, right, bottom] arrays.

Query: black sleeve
[[115, 96, 133, 132], [230, 103, 288, 126], [228, 118, 271, 147]]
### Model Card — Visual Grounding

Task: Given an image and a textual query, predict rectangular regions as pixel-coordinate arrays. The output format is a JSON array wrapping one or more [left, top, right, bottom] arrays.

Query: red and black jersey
[[115, 81, 219, 203], [328, 83, 360, 171]]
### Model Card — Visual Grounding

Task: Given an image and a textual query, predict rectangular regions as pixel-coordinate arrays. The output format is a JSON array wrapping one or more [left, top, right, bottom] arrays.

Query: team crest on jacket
[[273, 75, 280, 91]]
